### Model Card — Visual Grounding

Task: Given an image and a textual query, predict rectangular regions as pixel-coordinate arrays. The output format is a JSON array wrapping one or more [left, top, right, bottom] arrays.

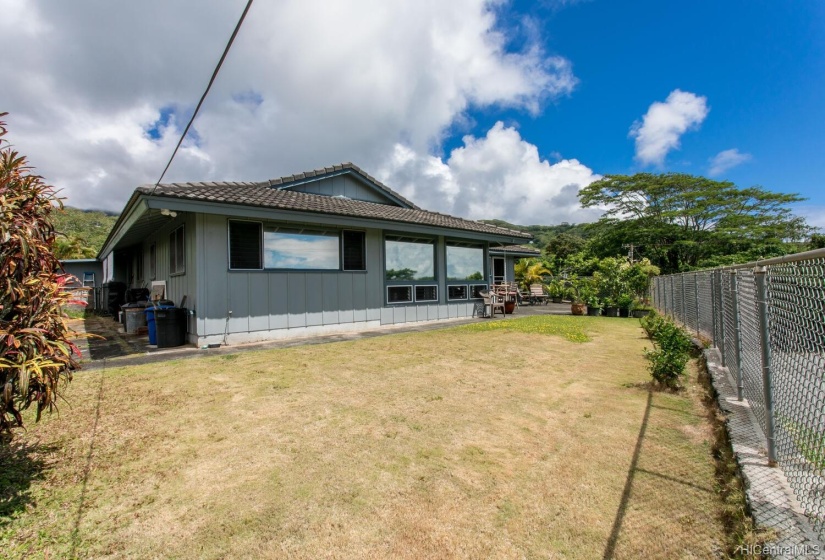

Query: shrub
[[0, 113, 80, 443], [641, 312, 692, 389]]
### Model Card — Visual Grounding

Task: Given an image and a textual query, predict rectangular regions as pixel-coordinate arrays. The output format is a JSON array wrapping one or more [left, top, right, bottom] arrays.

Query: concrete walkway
[[71, 302, 576, 370]]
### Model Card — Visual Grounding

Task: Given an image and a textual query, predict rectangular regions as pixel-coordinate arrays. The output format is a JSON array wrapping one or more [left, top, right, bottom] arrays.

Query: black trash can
[[154, 307, 188, 348]]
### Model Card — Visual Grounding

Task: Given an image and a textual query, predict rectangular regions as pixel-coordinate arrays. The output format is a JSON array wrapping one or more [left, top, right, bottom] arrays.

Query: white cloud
[[2, 0, 578, 214], [379, 121, 602, 225], [630, 89, 709, 166], [708, 148, 752, 176]]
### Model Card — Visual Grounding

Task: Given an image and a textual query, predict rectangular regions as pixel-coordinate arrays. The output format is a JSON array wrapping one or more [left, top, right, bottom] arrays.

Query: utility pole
[[622, 243, 636, 263]]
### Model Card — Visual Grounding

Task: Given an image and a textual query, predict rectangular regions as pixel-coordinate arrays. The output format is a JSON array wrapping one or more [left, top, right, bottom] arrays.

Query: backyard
[[2, 316, 730, 559]]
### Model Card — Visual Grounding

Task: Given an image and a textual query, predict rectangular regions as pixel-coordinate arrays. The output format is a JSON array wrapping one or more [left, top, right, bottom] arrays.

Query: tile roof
[[490, 244, 541, 254], [136, 181, 531, 239], [265, 162, 421, 210]]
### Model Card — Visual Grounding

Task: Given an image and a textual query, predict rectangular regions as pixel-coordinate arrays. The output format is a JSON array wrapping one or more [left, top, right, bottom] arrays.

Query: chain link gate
[[651, 250, 825, 542]]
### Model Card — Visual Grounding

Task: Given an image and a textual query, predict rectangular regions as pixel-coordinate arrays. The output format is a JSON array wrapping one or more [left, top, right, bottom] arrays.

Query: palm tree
[[514, 258, 552, 290]]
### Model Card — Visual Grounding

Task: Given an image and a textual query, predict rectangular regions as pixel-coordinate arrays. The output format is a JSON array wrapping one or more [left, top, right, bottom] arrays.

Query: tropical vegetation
[[0, 113, 81, 442]]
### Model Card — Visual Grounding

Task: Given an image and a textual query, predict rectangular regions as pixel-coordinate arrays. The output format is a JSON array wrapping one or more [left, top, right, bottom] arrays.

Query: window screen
[[342, 231, 366, 271], [169, 225, 185, 275], [229, 221, 262, 269]]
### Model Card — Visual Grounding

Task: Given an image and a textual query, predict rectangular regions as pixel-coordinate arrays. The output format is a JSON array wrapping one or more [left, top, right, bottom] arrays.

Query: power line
[[152, 0, 255, 193]]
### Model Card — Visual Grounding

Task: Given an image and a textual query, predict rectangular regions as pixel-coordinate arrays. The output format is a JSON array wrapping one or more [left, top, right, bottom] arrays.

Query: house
[[488, 245, 542, 284], [98, 163, 532, 345]]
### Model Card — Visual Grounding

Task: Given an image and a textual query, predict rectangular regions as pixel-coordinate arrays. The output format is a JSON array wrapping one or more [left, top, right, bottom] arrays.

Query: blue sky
[[3, 0, 823, 228], [466, 0, 825, 224]]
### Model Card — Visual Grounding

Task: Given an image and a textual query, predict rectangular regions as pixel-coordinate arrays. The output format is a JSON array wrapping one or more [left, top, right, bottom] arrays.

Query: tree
[[0, 113, 80, 443], [545, 233, 585, 272], [579, 173, 811, 273], [514, 258, 551, 290]]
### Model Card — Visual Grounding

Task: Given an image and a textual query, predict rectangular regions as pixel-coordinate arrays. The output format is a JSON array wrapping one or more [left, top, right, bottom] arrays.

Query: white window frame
[[447, 284, 469, 301], [387, 285, 413, 305], [414, 285, 438, 303]]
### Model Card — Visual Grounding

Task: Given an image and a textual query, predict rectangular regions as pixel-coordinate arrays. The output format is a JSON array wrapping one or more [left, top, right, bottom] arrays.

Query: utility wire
[[152, 0, 255, 193]]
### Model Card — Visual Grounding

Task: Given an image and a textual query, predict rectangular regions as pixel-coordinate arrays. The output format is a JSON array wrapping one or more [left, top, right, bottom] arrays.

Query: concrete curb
[[701, 347, 823, 558]]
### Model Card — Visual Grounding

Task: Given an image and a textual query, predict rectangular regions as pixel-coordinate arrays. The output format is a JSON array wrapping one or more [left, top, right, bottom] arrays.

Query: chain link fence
[[651, 249, 825, 543]]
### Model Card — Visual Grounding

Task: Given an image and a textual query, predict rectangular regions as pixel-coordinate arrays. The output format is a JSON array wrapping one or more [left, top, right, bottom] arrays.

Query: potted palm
[[547, 279, 564, 303]]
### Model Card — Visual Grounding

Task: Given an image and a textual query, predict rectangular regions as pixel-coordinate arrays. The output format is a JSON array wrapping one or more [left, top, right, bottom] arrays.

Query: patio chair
[[478, 290, 505, 318], [529, 283, 549, 305]]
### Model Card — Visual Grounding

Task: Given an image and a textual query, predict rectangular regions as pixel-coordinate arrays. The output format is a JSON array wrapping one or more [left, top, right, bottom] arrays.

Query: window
[[387, 285, 412, 304], [446, 244, 484, 281], [264, 230, 339, 270], [470, 284, 488, 299], [149, 244, 156, 280], [169, 225, 185, 275], [342, 231, 366, 271], [135, 250, 143, 281], [448, 285, 468, 300], [229, 221, 262, 270], [385, 237, 435, 281], [415, 285, 438, 302]]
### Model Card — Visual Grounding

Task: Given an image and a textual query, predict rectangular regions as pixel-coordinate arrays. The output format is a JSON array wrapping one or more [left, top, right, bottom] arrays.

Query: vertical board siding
[[192, 214, 482, 340]]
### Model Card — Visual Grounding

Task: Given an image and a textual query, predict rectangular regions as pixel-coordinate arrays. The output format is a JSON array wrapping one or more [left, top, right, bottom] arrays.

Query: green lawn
[[1, 316, 728, 559]]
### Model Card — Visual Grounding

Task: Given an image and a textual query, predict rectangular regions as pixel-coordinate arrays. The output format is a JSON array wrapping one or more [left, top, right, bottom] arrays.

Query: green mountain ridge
[[51, 206, 119, 259]]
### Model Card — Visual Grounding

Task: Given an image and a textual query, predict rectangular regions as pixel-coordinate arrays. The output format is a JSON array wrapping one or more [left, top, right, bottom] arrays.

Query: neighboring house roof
[[99, 163, 531, 258], [490, 244, 541, 257]]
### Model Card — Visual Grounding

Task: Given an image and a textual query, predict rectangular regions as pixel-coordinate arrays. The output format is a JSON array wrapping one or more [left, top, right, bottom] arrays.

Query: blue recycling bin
[[145, 305, 174, 345]]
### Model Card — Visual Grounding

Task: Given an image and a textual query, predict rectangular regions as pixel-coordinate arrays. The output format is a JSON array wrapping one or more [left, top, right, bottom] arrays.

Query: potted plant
[[569, 277, 591, 316], [617, 293, 634, 318], [631, 299, 654, 318], [585, 294, 602, 316], [548, 279, 564, 303], [602, 297, 620, 317]]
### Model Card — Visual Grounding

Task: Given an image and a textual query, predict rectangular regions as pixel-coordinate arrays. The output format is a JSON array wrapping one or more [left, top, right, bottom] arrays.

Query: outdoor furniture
[[529, 283, 549, 305], [494, 282, 520, 313], [479, 290, 506, 318]]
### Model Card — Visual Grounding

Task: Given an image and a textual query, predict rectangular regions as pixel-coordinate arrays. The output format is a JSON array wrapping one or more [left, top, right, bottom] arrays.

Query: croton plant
[[0, 112, 82, 443]]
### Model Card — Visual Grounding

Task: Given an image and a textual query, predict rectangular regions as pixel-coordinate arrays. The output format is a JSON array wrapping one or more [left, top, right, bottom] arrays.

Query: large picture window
[[385, 237, 435, 281], [446, 244, 484, 281], [264, 230, 339, 270], [228, 223, 367, 272], [169, 225, 185, 275]]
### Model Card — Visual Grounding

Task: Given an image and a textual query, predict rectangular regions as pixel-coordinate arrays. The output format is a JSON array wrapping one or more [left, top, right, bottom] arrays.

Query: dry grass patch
[[1, 317, 727, 558]]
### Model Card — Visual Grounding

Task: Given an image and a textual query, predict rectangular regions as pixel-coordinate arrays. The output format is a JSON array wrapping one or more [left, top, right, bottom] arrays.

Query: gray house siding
[[196, 214, 391, 345], [285, 175, 392, 205], [192, 213, 485, 344]]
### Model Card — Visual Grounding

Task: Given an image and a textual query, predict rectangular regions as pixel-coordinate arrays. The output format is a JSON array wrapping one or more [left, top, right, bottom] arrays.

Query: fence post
[[710, 271, 718, 347], [729, 270, 744, 401], [715, 270, 727, 367], [669, 275, 676, 319], [754, 265, 777, 466], [680, 274, 687, 326], [693, 273, 700, 337]]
